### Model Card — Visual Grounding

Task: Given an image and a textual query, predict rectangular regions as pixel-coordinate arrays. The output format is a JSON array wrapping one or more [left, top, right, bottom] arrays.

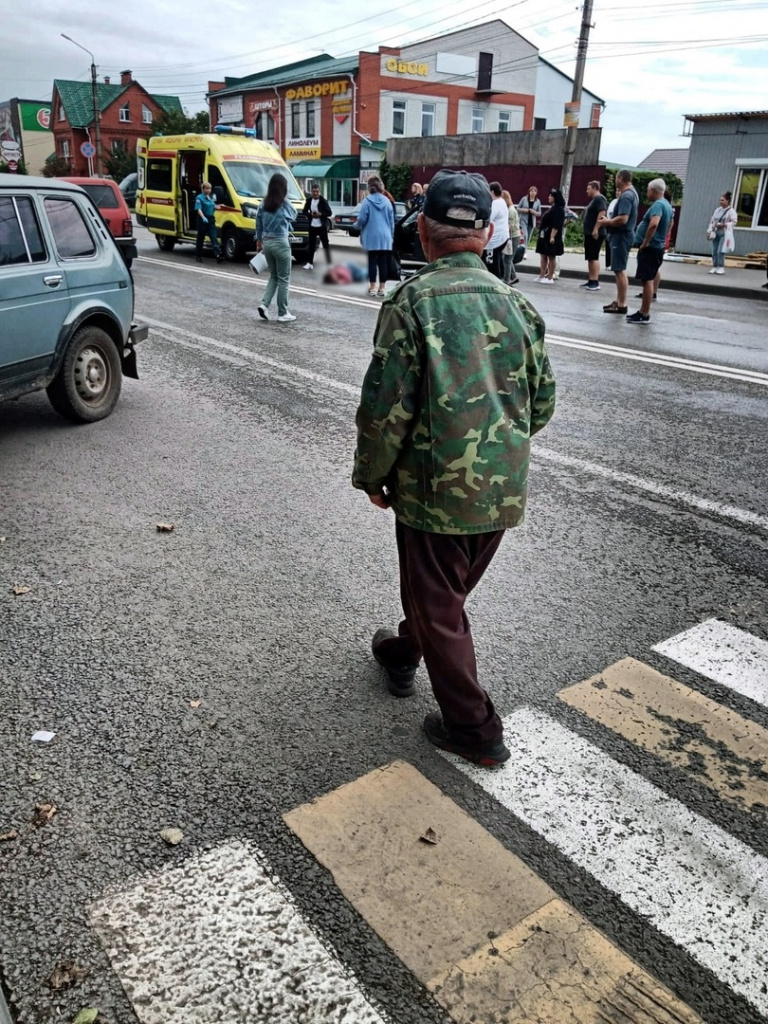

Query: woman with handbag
[[254, 173, 297, 322], [706, 191, 737, 276]]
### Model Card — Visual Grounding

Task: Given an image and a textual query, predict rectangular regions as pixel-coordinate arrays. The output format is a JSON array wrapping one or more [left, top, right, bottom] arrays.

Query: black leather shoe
[[423, 713, 510, 766], [216, 254, 223, 264], [371, 627, 418, 697]]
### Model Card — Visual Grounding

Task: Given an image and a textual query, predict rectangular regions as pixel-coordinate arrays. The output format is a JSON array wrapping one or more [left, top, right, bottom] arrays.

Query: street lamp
[[61, 33, 103, 175]]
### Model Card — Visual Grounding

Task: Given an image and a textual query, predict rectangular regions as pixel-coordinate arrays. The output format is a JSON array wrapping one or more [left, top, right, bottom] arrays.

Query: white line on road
[[144, 317, 768, 535], [88, 839, 389, 1024], [137, 255, 768, 387], [445, 706, 768, 1017], [653, 618, 768, 709]]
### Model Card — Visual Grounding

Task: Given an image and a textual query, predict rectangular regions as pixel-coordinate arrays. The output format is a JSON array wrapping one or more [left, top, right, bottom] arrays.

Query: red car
[[61, 177, 136, 267]]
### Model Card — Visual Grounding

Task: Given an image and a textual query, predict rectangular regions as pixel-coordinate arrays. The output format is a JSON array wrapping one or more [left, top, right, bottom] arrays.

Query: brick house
[[51, 70, 182, 175]]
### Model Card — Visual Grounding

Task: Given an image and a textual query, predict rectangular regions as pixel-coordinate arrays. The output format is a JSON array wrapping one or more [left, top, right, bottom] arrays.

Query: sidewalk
[[329, 232, 768, 301]]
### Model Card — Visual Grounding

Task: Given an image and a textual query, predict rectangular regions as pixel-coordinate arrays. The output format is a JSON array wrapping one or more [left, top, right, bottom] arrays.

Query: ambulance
[[135, 126, 309, 262]]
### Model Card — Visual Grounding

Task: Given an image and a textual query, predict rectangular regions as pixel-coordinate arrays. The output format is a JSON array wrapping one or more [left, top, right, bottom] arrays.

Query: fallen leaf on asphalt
[[73, 1011, 100, 1024], [12, 585, 31, 595], [189, 699, 202, 708], [48, 958, 89, 990], [156, 522, 175, 532], [0, 830, 18, 842], [160, 827, 184, 845], [0, 536, 6, 543], [32, 802, 57, 826], [419, 827, 439, 845]]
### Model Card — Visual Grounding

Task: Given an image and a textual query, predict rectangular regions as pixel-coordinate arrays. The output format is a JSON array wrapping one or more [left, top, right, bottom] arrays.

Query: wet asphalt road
[[1, 228, 767, 1024]]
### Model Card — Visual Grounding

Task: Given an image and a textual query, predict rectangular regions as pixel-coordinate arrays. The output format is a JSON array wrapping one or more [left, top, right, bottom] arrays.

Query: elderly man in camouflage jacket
[[352, 169, 556, 767]]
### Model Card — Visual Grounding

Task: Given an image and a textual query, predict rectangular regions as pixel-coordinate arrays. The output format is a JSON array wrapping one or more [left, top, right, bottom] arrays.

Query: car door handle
[[43, 275, 63, 288]]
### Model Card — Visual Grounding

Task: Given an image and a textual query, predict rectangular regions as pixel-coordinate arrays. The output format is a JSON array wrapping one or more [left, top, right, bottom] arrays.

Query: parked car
[[343, 201, 409, 237], [119, 171, 138, 209], [0, 174, 147, 423], [61, 177, 135, 267], [392, 207, 427, 266]]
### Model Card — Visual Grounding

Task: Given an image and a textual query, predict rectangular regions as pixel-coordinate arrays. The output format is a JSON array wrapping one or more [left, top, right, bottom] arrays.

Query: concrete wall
[[676, 116, 768, 256], [388, 127, 600, 169]]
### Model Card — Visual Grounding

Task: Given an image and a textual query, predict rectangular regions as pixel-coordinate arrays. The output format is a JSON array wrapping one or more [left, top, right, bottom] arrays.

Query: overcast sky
[[2, 0, 767, 165]]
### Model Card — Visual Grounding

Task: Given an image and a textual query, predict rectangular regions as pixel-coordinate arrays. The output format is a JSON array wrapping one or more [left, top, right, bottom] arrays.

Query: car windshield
[[81, 184, 120, 209], [223, 162, 303, 201]]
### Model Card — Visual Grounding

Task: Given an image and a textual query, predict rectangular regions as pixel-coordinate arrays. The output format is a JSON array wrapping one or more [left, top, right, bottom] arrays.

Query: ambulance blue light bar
[[214, 125, 256, 137]]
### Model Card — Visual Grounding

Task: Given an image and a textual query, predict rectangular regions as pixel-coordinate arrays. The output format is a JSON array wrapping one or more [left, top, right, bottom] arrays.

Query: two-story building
[[207, 20, 603, 204], [51, 71, 182, 175]]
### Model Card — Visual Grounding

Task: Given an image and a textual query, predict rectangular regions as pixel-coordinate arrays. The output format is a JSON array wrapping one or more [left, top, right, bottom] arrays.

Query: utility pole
[[61, 34, 103, 175], [560, 0, 594, 202]]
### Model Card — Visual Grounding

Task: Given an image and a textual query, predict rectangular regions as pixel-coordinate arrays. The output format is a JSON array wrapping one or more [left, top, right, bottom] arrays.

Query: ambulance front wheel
[[222, 226, 245, 262], [156, 235, 176, 252]]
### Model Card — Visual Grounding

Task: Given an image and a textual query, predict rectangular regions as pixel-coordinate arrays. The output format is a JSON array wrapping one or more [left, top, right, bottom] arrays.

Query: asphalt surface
[[1, 226, 767, 1024]]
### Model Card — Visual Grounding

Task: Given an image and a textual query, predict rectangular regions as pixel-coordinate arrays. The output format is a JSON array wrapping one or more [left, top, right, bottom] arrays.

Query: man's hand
[[368, 492, 391, 509]]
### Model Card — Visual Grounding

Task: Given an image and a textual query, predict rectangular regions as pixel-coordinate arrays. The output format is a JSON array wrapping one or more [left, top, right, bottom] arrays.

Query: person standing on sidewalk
[[707, 191, 737, 276], [352, 169, 556, 767], [302, 184, 332, 270], [501, 189, 521, 286], [194, 182, 222, 264], [255, 173, 297, 323], [626, 178, 672, 326], [518, 185, 541, 255], [487, 181, 510, 278], [599, 169, 639, 315], [535, 188, 566, 284], [357, 175, 395, 297], [581, 180, 607, 291]]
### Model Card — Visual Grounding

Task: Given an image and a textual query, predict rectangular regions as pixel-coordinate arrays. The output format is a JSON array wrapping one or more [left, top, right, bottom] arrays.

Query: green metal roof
[[211, 55, 359, 98], [290, 156, 359, 179], [54, 79, 182, 128]]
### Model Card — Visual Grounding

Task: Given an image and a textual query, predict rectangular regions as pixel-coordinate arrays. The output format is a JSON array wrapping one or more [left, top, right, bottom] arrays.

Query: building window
[[306, 100, 315, 137], [119, 103, 130, 123], [534, 117, 547, 131], [291, 102, 300, 139], [471, 108, 485, 133], [142, 105, 153, 124], [61, 140, 70, 158], [421, 102, 435, 138], [734, 167, 768, 229], [111, 139, 128, 154], [392, 99, 406, 136], [498, 111, 511, 132], [58, 104, 65, 121], [254, 111, 275, 141]]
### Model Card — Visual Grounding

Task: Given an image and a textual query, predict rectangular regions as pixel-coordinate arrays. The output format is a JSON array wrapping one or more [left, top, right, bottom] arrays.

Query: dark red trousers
[[381, 521, 505, 747]]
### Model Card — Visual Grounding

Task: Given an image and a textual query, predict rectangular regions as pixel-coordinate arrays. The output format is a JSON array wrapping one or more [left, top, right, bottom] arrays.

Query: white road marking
[[88, 839, 389, 1024], [653, 618, 768, 709], [143, 317, 768, 535], [136, 255, 768, 388], [445, 707, 768, 1017]]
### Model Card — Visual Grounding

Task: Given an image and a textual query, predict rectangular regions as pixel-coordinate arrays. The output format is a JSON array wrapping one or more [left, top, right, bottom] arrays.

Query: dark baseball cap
[[422, 169, 492, 228]]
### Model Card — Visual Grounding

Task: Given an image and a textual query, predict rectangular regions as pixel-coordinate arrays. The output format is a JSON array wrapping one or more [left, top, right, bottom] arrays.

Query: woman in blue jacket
[[356, 176, 395, 296], [255, 173, 297, 322]]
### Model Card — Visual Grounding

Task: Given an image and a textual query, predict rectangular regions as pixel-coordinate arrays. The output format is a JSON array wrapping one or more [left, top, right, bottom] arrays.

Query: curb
[[0, 988, 13, 1024], [513, 263, 768, 302]]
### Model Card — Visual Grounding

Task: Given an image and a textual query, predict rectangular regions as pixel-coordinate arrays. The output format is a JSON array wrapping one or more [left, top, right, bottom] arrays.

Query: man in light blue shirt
[[626, 178, 672, 325], [195, 182, 222, 264]]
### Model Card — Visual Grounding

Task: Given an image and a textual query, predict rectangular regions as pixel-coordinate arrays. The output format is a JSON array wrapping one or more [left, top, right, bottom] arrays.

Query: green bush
[[604, 168, 683, 204]]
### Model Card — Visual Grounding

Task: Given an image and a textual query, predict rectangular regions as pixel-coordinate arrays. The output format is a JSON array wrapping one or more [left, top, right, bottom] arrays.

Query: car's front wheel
[[222, 225, 245, 262], [46, 326, 122, 423]]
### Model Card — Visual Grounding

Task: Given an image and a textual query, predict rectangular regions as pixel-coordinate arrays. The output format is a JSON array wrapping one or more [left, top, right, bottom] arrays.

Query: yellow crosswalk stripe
[[559, 657, 768, 819], [285, 760, 702, 1024]]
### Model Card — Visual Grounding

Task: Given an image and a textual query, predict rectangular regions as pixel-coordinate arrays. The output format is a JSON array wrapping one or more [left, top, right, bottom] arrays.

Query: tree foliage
[[152, 109, 210, 136], [42, 155, 71, 178], [104, 147, 136, 182], [379, 158, 413, 202]]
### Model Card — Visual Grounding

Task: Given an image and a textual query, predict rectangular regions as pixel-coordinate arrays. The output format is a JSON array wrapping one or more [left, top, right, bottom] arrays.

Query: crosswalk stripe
[[558, 657, 768, 818], [285, 760, 702, 1024], [446, 707, 768, 1017], [653, 618, 768, 709], [88, 839, 389, 1024]]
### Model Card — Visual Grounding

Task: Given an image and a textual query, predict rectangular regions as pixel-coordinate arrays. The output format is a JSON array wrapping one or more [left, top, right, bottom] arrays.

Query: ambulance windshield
[[224, 162, 303, 201]]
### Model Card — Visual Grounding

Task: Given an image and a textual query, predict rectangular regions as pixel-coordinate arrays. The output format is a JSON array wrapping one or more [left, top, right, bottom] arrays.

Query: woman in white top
[[707, 191, 737, 275]]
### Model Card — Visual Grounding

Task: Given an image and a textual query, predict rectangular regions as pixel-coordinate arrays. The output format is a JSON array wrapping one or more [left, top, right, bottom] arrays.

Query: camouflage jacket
[[352, 252, 556, 535]]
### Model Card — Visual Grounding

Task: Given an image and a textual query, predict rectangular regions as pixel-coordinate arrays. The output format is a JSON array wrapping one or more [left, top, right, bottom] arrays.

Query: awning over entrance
[[290, 157, 360, 179]]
